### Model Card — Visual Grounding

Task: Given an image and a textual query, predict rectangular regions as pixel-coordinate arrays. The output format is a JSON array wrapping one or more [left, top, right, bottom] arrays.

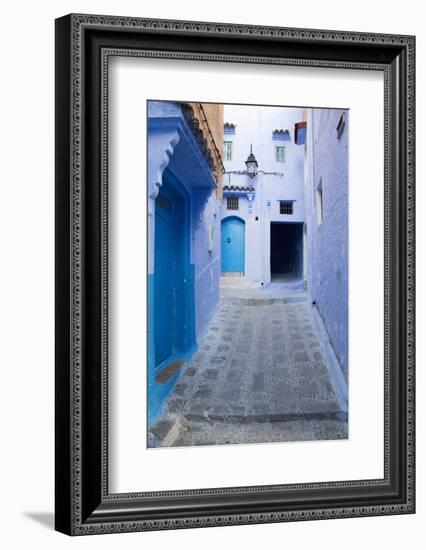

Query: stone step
[[184, 410, 348, 424], [224, 296, 308, 306]]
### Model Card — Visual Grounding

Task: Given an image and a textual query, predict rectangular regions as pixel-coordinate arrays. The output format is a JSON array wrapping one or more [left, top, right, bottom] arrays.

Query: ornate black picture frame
[[55, 13, 415, 535]]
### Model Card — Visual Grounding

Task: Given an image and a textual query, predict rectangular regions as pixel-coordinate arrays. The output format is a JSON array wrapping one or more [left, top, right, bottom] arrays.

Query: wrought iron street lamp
[[223, 144, 283, 178], [245, 145, 259, 178]]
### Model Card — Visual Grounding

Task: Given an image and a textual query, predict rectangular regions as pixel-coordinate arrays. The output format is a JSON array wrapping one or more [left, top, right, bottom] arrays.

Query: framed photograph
[[55, 14, 415, 535]]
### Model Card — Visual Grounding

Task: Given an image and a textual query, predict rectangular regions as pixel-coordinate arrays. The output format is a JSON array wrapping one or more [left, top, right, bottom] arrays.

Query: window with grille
[[275, 145, 286, 162], [279, 201, 293, 215], [224, 141, 233, 161], [227, 196, 239, 211]]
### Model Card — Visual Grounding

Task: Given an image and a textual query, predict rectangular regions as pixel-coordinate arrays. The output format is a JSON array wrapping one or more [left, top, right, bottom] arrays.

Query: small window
[[279, 201, 293, 215], [227, 195, 239, 211], [275, 145, 286, 163], [224, 141, 233, 161], [316, 180, 324, 225]]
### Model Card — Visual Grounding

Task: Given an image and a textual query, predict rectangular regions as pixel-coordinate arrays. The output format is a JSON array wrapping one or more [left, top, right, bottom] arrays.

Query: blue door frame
[[154, 192, 176, 365], [148, 169, 195, 425], [221, 216, 245, 273]]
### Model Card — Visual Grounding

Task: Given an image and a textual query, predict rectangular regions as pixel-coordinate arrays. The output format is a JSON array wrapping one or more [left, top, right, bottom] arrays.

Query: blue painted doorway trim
[[221, 216, 245, 273], [154, 192, 176, 365], [148, 169, 195, 426]]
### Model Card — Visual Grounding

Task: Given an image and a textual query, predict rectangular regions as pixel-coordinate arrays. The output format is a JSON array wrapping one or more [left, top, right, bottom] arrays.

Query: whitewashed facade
[[221, 105, 306, 285]]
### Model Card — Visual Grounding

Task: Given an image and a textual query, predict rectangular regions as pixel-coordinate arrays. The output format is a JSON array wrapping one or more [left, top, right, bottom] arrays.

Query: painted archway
[[221, 216, 245, 274], [153, 169, 194, 368]]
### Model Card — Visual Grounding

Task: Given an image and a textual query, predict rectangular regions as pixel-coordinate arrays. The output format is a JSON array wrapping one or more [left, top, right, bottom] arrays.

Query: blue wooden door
[[221, 217, 245, 273], [154, 194, 175, 366]]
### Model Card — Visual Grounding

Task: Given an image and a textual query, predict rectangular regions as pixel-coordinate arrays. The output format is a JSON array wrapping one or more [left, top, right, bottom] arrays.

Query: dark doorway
[[270, 222, 303, 279]]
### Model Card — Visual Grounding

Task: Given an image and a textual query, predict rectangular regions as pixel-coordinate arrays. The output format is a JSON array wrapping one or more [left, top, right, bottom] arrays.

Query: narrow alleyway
[[149, 277, 348, 448]]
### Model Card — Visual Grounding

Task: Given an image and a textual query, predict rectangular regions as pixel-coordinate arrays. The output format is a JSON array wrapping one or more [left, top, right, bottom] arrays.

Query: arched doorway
[[154, 170, 194, 367], [221, 216, 245, 274]]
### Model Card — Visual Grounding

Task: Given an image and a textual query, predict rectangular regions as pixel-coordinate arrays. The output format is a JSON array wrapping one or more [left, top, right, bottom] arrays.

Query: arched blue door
[[221, 217, 245, 273]]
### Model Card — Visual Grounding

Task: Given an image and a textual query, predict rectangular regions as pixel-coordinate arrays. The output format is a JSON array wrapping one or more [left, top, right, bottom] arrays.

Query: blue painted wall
[[147, 274, 156, 422], [304, 108, 349, 375], [147, 101, 221, 425], [191, 191, 221, 339]]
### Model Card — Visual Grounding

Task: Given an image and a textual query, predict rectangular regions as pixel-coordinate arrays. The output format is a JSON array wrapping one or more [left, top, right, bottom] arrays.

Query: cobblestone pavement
[[149, 279, 348, 448]]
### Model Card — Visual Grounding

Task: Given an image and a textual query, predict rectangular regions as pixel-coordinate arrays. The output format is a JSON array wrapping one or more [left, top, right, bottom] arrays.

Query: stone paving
[[149, 278, 348, 448]]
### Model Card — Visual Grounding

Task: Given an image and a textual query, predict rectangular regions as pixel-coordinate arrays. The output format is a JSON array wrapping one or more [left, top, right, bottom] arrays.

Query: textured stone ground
[[149, 277, 348, 448]]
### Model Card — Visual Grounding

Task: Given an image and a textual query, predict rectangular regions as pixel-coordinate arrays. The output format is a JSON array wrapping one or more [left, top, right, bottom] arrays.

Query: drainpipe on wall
[[260, 175, 266, 286]]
